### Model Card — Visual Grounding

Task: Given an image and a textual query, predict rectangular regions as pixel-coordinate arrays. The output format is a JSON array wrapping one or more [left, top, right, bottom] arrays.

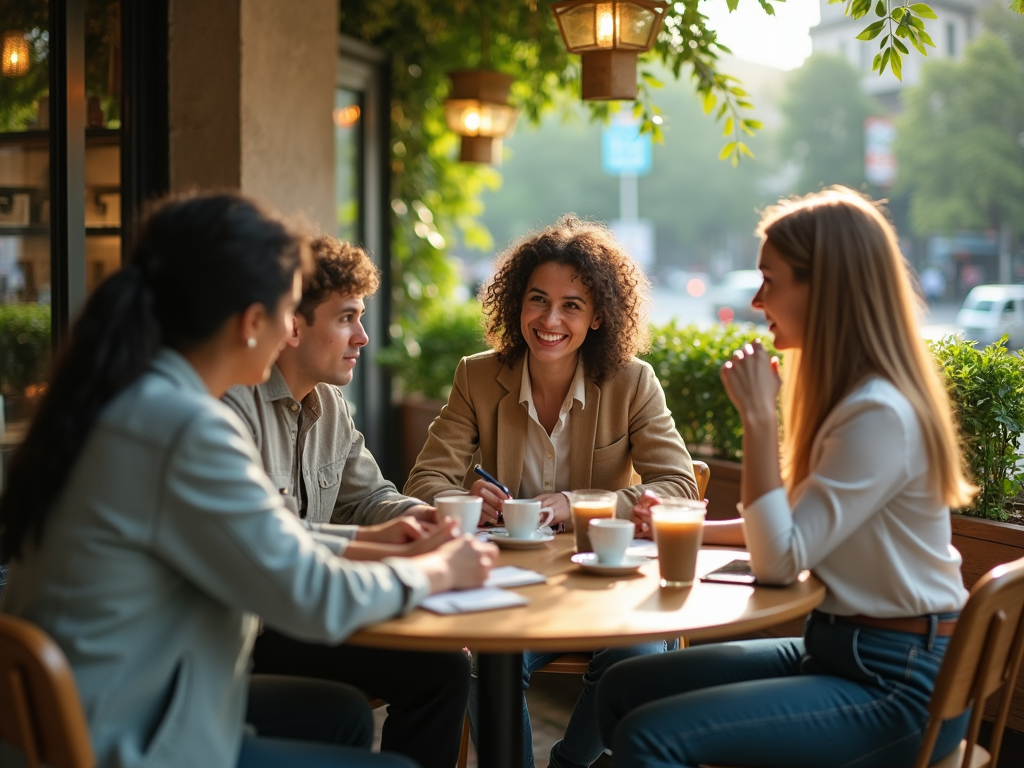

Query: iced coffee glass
[[570, 490, 618, 552], [651, 499, 707, 587]]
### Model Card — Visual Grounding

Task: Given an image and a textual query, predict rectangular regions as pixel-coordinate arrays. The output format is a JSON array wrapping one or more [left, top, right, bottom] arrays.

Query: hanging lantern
[[2, 31, 30, 77], [443, 70, 520, 165], [551, 1, 667, 100]]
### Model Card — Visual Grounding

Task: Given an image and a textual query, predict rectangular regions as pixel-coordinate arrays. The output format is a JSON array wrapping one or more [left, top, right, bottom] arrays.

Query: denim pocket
[[803, 617, 881, 687]]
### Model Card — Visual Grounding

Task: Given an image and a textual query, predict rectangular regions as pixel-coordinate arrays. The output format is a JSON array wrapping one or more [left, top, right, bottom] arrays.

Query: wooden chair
[[705, 554, 1024, 768], [0, 614, 94, 768]]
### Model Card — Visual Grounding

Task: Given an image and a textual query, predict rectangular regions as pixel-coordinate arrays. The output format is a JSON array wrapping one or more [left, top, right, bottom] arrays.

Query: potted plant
[[377, 300, 489, 480], [0, 303, 51, 429], [643, 321, 779, 520], [931, 336, 1024, 584]]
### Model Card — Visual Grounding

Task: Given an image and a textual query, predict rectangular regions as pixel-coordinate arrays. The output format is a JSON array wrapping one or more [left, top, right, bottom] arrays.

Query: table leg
[[476, 651, 524, 768]]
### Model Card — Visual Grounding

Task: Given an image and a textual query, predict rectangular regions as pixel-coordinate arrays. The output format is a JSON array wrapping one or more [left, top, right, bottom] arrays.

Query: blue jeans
[[241, 674, 417, 768], [597, 612, 968, 768], [470, 641, 674, 768]]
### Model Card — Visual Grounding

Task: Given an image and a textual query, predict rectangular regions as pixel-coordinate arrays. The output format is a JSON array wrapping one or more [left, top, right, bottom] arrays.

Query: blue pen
[[474, 464, 511, 498]]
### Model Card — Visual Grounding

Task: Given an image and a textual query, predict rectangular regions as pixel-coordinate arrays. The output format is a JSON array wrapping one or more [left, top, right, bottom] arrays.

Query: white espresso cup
[[588, 518, 635, 565], [435, 495, 483, 535], [502, 499, 555, 539]]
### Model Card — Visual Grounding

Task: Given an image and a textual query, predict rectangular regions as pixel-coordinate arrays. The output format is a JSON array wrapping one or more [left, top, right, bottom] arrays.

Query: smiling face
[[519, 261, 601, 369], [751, 240, 809, 351], [292, 289, 369, 387]]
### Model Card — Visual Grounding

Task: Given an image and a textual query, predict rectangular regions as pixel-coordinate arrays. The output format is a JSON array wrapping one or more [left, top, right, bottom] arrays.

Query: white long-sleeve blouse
[[741, 376, 968, 618]]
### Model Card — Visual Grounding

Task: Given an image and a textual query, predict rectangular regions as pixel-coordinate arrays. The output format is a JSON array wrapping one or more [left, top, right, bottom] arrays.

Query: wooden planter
[[951, 514, 1024, 731], [398, 397, 445, 486], [703, 457, 742, 521]]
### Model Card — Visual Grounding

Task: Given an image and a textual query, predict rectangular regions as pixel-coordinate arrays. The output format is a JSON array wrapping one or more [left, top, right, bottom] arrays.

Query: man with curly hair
[[224, 235, 469, 768], [406, 214, 699, 768]]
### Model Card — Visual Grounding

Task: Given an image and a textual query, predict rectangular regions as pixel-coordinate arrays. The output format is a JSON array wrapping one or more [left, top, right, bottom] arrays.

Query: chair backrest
[[694, 460, 711, 501], [0, 614, 94, 768], [914, 556, 1024, 768]]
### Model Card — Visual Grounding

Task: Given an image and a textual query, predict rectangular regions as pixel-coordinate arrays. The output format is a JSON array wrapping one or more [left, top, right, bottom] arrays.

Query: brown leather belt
[[840, 614, 958, 637]]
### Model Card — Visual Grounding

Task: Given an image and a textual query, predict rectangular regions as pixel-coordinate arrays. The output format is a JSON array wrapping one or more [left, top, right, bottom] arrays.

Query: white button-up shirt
[[518, 356, 587, 499]]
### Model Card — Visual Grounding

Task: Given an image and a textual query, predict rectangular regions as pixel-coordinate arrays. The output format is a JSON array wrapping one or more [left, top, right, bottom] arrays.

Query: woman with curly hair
[[405, 214, 699, 768]]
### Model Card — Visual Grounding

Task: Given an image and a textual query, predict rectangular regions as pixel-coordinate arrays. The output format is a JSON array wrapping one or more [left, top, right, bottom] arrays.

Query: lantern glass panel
[[444, 100, 517, 138], [2, 31, 30, 76], [559, 5, 597, 50], [618, 5, 657, 48]]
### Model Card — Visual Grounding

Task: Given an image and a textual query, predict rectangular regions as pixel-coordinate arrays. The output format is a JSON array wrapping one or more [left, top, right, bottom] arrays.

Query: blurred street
[[648, 284, 962, 341]]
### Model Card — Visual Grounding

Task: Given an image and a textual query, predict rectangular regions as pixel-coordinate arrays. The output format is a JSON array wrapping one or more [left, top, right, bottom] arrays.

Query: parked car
[[956, 284, 1024, 349], [712, 270, 765, 325]]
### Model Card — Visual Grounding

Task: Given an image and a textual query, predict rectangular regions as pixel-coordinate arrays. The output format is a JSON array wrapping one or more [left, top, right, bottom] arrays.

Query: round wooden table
[[348, 535, 825, 767]]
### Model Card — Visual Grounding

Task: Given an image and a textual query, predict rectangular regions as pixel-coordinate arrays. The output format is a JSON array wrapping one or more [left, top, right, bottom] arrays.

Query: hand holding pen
[[471, 464, 511, 524]]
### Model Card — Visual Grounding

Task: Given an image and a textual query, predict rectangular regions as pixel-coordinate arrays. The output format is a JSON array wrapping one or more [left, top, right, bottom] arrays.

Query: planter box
[[703, 457, 742, 521], [951, 515, 1024, 731], [399, 398, 444, 486]]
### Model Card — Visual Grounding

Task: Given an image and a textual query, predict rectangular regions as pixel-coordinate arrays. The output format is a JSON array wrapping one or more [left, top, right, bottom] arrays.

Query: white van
[[955, 284, 1024, 349]]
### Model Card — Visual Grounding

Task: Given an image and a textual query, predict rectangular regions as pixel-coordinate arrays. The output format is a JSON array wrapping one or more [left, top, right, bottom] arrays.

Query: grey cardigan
[[0, 349, 428, 768]]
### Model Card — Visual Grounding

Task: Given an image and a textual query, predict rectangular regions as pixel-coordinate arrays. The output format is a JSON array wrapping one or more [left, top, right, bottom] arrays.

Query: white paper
[[625, 539, 658, 558], [419, 587, 530, 615], [484, 566, 547, 589]]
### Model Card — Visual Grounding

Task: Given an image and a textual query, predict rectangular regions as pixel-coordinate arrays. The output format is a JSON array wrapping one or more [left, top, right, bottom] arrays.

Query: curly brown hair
[[298, 235, 381, 324], [482, 214, 651, 382]]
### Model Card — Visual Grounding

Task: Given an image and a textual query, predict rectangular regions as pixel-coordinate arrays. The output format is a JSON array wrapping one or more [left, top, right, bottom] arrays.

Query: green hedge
[[0, 303, 51, 394], [643, 322, 780, 462], [377, 301, 489, 401], [932, 335, 1024, 521]]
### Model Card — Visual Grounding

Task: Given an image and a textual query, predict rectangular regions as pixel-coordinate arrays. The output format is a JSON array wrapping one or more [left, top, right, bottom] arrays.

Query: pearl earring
[[247, 338, 257, 349]]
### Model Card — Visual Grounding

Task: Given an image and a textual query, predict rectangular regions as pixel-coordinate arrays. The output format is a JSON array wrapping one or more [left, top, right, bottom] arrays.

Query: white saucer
[[571, 553, 647, 575], [488, 530, 555, 549]]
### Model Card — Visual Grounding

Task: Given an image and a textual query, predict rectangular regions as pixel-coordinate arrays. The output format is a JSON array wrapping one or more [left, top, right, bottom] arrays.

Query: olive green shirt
[[224, 366, 424, 526]]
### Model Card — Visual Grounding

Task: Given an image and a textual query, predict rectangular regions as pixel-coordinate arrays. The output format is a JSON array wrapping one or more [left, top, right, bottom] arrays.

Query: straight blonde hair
[[758, 187, 974, 508]]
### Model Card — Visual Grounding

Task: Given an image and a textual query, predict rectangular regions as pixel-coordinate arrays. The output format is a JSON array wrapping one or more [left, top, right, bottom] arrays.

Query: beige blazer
[[404, 351, 698, 517]]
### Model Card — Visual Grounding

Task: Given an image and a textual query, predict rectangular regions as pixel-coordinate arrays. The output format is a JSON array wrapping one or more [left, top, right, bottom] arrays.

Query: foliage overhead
[[777, 54, 879, 196], [894, 31, 1024, 237], [339, 0, 773, 328], [829, 0, 1023, 81], [931, 335, 1024, 521]]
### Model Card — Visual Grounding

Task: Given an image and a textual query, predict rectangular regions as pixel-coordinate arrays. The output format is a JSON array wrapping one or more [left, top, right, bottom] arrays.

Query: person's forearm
[[740, 413, 783, 508], [342, 540, 406, 561], [702, 519, 746, 547]]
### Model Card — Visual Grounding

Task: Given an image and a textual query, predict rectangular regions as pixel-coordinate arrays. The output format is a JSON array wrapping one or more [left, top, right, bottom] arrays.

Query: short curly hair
[[297, 236, 381, 324], [482, 214, 651, 382]]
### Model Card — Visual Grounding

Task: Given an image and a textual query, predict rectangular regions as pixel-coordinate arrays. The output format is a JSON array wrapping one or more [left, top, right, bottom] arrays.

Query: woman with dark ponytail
[[0, 193, 495, 768]]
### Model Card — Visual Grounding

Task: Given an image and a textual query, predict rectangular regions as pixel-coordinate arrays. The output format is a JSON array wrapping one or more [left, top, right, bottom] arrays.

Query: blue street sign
[[602, 117, 652, 176]]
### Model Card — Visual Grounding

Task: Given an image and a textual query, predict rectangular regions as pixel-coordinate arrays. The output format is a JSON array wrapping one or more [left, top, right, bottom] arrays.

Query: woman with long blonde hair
[[596, 187, 973, 768]]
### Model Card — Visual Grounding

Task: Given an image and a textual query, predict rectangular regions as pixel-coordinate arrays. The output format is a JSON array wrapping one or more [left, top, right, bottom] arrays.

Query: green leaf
[[857, 20, 886, 40], [738, 142, 754, 158], [917, 29, 935, 47], [908, 15, 925, 29], [716, 102, 729, 120], [729, 86, 748, 97], [703, 90, 717, 115], [874, 0, 886, 15], [891, 7, 904, 20], [641, 71, 664, 88], [723, 116, 734, 136], [851, 0, 872, 18], [908, 32, 927, 54], [726, 0, 740, 10], [880, 46, 891, 72], [890, 47, 903, 80], [872, 52, 883, 72], [909, 3, 938, 18], [718, 141, 737, 161], [893, 37, 909, 54], [743, 118, 764, 130]]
